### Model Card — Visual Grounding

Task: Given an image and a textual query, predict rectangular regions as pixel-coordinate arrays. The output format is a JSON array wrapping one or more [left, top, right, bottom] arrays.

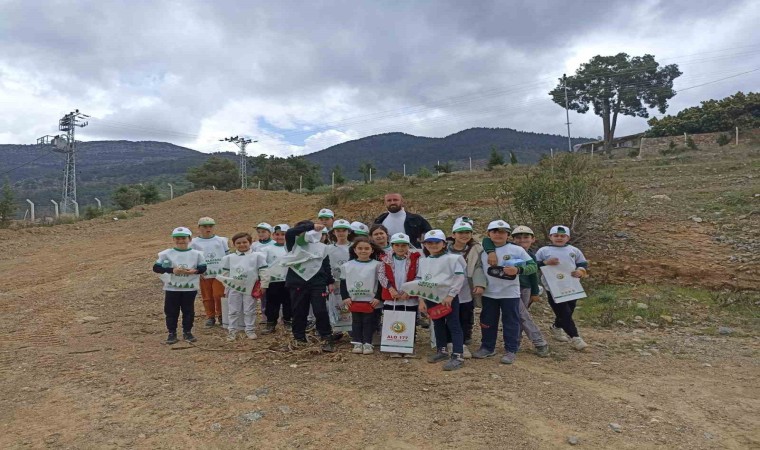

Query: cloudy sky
[[1, 0, 758, 156]]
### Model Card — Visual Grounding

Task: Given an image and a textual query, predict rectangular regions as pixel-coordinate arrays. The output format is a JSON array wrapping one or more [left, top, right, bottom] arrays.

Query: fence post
[[26, 199, 35, 222], [50, 199, 59, 218]]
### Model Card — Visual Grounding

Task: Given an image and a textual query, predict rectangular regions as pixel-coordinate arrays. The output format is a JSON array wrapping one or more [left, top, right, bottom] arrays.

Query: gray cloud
[[1, 0, 758, 153]]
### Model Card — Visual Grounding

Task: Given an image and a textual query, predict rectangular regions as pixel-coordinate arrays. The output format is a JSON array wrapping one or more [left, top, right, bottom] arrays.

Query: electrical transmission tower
[[37, 109, 89, 214], [220, 136, 257, 190]]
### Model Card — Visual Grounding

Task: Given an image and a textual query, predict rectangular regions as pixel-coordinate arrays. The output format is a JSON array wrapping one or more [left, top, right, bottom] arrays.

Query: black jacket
[[373, 210, 432, 249]]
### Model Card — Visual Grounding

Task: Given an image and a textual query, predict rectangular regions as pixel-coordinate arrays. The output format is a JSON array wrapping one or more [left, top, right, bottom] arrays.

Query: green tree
[[487, 147, 505, 170], [416, 167, 432, 178], [332, 165, 346, 185], [646, 91, 760, 137], [139, 183, 161, 204], [249, 154, 322, 191], [358, 161, 376, 184], [550, 53, 681, 151], [0, 179, 16, 227], [112, 185, 143, 210], [434, 162, 453, 173], [186, 157, 239, 191], [509, 151, 518, 165]]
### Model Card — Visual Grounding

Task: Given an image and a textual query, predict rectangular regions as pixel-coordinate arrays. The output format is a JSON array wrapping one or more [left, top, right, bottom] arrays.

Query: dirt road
[[1, 190, 757, 449]]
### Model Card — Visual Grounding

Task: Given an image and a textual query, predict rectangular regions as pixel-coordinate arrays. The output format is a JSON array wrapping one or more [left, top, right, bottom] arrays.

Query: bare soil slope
[[0, 189, 758, 449]]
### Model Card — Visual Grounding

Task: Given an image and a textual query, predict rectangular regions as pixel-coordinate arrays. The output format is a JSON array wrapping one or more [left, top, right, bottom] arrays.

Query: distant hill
[[303, 127, 593, 180], [0, 127, 592, 217]]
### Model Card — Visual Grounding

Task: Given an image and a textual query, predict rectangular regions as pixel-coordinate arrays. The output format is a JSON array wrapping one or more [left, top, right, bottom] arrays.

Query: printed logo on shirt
[[503, 254, 511, 261], [206, 252, 216, 259], [354, 281, 364, 288], [570, 253, 576, 258]]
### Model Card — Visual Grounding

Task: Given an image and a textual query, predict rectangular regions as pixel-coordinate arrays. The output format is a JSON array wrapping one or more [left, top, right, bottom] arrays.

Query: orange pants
[[199, 277, 225, 318]]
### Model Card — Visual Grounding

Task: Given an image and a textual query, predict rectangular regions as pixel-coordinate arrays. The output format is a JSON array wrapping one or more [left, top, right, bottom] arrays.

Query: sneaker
[[500, 352, 517, 364], [535, 345, 550, 358], [389, 353, 403, 358], [321, 341, 336, 353], [227, 331, 237, 342], [427, 348, 449, 363], [570, 336, 588, 351], [362, 344, 374, 355], [330, 332, 346, 343], [205, 318, 215, 327], [352, 343, 363, 354], [260, 323, 276, 335], [463, 345, 472, 359], [443, 354, 464, 371], [246, 331, 257, 340], [550, 325, 570, 342], [165, 333, 178, 345], [472, 348, 496, 359], [182, 332, 197, 342]]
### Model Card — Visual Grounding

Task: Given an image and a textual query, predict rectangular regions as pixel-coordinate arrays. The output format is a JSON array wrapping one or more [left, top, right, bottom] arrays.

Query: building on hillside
[[574, 132, 645, 154]]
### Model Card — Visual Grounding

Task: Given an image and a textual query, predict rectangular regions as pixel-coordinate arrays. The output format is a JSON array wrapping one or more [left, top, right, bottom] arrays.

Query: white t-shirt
[[382, 209, 407, 238], [534, 245, 587, 293], [261, 244, 288, 284], [341, 260, 381, 302], [481, 243, 532, 299], [189, 235, 229, 278], [252, 239, 275, 253], [156, 248, 207, 291]]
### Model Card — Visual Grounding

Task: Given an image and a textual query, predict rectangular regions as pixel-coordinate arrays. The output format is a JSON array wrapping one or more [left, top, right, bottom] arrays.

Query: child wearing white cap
[[219, 232, 268, 341], [260, 224, 293, 334], [326, 220, 353, 332], [472, 220, 537, 365], [190, 217, 229, 327], [511, 226, 550, 357], [317, 209, 335, 243], [153, 227, 207, 344], [534, 225, 589, 351], [252, 222, 275, 252], [415, 229, 467, 371], [340, 236, 385, 354], [377, 232, 422, 357], [349, 221, 370, 238]]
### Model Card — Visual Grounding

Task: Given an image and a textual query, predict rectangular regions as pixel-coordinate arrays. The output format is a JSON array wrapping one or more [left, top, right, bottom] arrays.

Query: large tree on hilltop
[[550, 53, 681, 151]]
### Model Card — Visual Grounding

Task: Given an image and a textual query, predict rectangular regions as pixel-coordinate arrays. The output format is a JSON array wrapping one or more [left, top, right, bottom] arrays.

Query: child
[[219, 233, 268, 341], [349, 221, 370, 239], [534, 225, 589, 351], [282, 220, 340, 352], [260, 224, 293, 334], [444, 220, 487, 358], [190, 217, 229, 327], [327, 219, 353, 331], [153, 227, 207, 344], [377, 232, 421, 357], [370, 224, 393, 255], [472, 220, 537, 365], [340, 236, 384, 354], [511, 225, 550, 357], [317, 208, 336, 244], [252, 222, 275, 252], [415, 229, 467, 371]]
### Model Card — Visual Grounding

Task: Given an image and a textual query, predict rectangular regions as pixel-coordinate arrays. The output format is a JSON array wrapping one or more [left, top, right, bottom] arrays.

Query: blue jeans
[[479, 296, 521, 353], [426, 297, 463, 355]]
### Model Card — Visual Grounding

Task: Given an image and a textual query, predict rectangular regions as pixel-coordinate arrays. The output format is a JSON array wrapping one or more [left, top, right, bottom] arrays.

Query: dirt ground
[[1, 190, 758, 449]]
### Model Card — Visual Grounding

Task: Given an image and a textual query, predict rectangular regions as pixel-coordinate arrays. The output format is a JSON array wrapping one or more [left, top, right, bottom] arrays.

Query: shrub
[[686, 136, 698, 150], [716, 134, 731, 147], [83, 206, 104, 220], [493, 152, 630, 243], [417, 167, 433, 178], [387, 171, 405, 181], [628, 149, 639, 158]]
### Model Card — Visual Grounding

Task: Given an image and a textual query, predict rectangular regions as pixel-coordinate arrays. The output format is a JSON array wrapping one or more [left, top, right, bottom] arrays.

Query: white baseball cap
[[452, 222, 473, 233], [256, 222, 274, 232], [197, 217, 216, 226], [423, 229, 447, 242], [455, 216, 474, 227], [273, 224, 290, 233], [390, 232, 411, 245], [171, 226, 192, 237], [350, 221, 369, 235], [511, 225, 535, 236], [549, 225, 570, 236], [332, 219, 352, 230], [318, 208, 335, 218], [487, 220, 511, 231]]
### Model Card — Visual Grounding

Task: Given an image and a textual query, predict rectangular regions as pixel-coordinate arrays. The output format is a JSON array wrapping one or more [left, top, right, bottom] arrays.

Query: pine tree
[[510, 151, 518, 165], [486, 147, 505, 170]]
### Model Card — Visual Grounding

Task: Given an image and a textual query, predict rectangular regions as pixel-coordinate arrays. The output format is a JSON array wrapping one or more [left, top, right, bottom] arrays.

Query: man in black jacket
[[284, 220, 340, 352], [373, 193, 432, 249]]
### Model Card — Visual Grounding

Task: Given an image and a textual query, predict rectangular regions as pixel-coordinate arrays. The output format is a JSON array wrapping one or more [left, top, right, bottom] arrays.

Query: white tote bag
[[380, 305, 416, 354]]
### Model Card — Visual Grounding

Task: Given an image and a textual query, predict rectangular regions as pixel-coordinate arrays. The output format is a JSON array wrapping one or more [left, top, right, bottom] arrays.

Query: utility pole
[[37, 109, 89, 214], [220, 136, 257, 190], [563, 74, 572, 152]]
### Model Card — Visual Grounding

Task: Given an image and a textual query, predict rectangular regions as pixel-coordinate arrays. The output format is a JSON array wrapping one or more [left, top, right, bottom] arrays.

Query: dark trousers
[[383, 303, 419, 313], [447, 301, 474, 343], [480, 296, 521, 353], [289, 285, 332, 340], [426, 297, 463, 355], [164, 290, 196, 333], [547, 292, 579, 338], [265, 282, 292, 325], [351, 311, 377, 344]]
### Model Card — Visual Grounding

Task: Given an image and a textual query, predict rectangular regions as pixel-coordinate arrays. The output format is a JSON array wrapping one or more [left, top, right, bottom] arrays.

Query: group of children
[[152, 208, 589, 371]]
